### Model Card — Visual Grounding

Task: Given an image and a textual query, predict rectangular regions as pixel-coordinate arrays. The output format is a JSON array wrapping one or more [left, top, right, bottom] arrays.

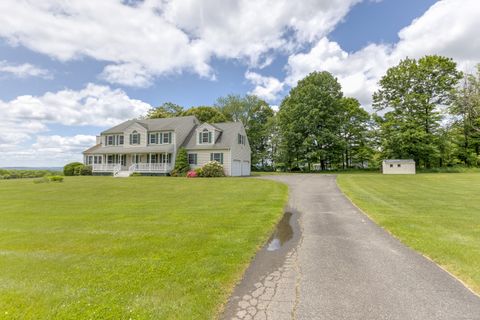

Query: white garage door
[[242, 161, 251, 176], [232, 160, 242, 176]]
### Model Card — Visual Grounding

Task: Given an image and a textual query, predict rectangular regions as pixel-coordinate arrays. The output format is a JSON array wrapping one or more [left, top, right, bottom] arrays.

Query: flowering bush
[[200, 161, 225, 177], [186, 170, 198, 178]]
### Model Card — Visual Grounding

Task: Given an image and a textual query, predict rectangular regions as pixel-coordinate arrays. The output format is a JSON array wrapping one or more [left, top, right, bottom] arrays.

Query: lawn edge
[[215, 179, 290, 319], [335, 175, 480, 298]]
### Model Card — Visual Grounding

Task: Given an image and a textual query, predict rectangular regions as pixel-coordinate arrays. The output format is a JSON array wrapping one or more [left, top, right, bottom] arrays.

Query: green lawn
[[337, 173, 480, 294], [0, 176, 287, 319]]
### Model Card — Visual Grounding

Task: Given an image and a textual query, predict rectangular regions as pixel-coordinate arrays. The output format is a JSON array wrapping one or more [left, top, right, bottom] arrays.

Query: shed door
[[232, 160, 242, 176], [242, 161, 251, 176]]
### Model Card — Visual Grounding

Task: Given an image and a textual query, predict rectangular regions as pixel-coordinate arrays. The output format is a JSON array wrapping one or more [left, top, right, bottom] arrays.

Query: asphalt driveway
[[224, 174, 480, 320]]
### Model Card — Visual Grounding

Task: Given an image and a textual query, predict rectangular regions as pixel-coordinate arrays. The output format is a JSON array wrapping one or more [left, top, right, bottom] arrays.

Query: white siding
[[382, 161, 416, 174], [124, 123, 148, 147], [230, 125, 251, 176], [187, 149, 232, 176]]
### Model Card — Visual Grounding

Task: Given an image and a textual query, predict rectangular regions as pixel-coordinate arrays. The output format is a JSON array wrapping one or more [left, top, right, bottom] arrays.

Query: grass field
[[0, 176, 287, 319], [337, 173, 480, 294]]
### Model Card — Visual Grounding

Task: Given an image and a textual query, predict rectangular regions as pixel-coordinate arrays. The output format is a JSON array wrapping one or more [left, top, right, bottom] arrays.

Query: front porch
[[87, 153, 173, 176]]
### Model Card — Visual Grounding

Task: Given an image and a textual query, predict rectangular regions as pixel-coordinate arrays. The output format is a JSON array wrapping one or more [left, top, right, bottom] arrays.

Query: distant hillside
[[1, 167, 63, 171]]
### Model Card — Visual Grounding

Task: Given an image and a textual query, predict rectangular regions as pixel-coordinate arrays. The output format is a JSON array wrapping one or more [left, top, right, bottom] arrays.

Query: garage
[[242, 161, 251, 176], [232, 160, 242, 176]]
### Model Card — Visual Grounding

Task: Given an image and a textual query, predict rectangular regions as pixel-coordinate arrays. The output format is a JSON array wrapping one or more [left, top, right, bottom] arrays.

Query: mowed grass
[[337, 173, 480, 294], [0, 176, 287, 319]]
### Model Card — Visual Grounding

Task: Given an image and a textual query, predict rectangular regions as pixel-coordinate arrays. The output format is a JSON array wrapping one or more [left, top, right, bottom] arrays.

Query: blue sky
[[0, 0, 478, 167]]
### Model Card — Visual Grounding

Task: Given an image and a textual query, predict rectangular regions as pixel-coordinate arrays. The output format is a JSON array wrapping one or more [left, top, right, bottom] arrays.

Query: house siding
[[230, 125, 251, 176], [187, 149, 232, 176]]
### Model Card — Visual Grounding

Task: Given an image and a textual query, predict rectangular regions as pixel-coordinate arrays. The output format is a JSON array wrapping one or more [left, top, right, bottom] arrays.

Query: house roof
[[183, 121, 244, 150], [84, 145, 174, 154], [101, 116, 199, 134]]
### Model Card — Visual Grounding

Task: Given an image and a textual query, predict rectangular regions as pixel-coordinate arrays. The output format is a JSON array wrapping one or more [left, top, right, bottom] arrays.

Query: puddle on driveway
[[266, 212, 293, 251]]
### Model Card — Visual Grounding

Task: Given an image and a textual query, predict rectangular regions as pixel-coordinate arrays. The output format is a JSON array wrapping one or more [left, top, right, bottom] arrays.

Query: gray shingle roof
[[183, 121, 243, 150], [101, 116, 199, 134]]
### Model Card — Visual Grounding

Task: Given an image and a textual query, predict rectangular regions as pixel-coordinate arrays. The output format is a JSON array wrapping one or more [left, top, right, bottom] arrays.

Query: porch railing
[[92, 164, 120, 172], [129, 163, 172, 173]]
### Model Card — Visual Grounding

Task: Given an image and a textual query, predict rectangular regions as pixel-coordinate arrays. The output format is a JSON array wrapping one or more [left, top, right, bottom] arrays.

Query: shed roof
[[382, 159, 415, 163]]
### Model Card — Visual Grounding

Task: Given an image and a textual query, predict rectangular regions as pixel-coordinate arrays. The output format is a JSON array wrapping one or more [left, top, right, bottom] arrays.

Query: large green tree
[[215, 94, 275, 168], [338, 97, 373, 168], [373, 55, 461, 168], [278, 71, 345, 170], [146, 102, 184, 119], [451, 64, 480, 165], [182, 106, 228, 123]]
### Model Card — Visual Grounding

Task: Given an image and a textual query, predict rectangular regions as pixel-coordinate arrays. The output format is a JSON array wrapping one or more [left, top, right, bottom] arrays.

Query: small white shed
[[382, 159, 416, 175]]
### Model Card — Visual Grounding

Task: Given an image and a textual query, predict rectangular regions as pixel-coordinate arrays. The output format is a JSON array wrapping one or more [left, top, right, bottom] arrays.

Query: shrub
[[186, 170, 198, 178], [194, 167, 203, 177], [48, 175, 64, 182], [172, 147, 190, 177], [80, 165, 92, 176], [201, 161, 225, 177], [64, 162, 84, 176], [33, 177, 50, 184], [131, 172, 142, 177]]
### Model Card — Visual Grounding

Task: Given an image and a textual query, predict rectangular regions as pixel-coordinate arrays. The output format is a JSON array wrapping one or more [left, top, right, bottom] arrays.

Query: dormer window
[[199, 129, 212, 144], [130, 131, 140, 145]]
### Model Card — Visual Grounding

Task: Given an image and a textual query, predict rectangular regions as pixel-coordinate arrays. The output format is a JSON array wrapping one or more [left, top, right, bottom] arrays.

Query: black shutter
[[208, 132, 212, 143], [220, 153, 224, 164]]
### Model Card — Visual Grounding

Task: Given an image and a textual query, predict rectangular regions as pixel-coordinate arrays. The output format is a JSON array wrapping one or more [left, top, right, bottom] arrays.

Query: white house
[[82, 116, 251, 177], [382, 159, 416, 174]]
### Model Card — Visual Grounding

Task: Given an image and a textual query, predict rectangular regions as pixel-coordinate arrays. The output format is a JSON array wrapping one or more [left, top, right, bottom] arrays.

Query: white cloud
[[0, 83, 152, 166], [285, 0, 480, 108], [0, 0, 361, 87], [245, 71, 284, 102], [0, 135, 96, 167], [0, 60, 51, 79]]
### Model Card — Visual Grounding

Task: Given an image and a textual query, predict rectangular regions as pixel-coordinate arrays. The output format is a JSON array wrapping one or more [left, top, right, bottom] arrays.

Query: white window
[[199, 129, 212, 144], [150, 154, 158, 163], [210, 153, 223, 164], [119, 135, 124, 145], [163, 132, 172, 144], [160, 153, 172, 164], [149, 133, 157, 144], [238, 134, 246, 145], [94, 156, 102, 164], [188, 153, 197, 165], [107, 135, 114, 146], [130, 131, 140, 145]]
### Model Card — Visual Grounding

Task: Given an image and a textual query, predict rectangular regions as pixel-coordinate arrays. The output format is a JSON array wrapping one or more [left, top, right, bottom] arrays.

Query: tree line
[[147, 55, 480, 171]]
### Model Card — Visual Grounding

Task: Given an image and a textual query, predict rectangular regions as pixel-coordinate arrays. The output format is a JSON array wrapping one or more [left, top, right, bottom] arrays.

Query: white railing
[[92, 164, 119, 172], [112, 164, 121, 176], [129, 163, 172, 173]]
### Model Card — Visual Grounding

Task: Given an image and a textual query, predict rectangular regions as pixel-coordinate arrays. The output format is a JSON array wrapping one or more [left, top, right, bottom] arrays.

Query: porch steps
[[114, 170, 131, 178]]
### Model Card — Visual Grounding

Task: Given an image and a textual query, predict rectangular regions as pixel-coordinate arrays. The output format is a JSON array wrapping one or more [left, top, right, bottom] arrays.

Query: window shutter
[[105, 136, 107, 145], [210, 153, 213, 161], [220, 153, 223, 164], [208, 132, 212, 143], [169, 132, 172, 144], [129, 134, 132, 144], [199, 133, 202, 144]]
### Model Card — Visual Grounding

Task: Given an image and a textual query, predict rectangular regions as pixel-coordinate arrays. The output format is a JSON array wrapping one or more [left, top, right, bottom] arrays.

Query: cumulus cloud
[[0, 60, 51, 79], [0, 83, 152, 166], [0, 0, 361, 87], [245, 71, 284, 102], [285, 0, 480, 107]]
